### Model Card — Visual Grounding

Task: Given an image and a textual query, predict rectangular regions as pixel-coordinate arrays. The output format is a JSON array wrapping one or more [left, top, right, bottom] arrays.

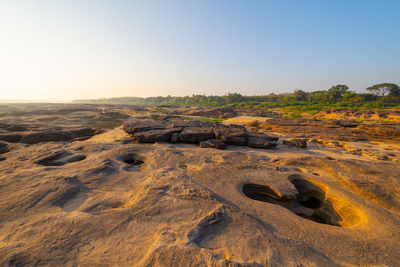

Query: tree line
[[74, 83, 400, 109]]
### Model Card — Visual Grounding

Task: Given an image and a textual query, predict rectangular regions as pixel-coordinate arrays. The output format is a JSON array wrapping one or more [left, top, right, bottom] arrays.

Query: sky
[[0, 0, 399, 101]]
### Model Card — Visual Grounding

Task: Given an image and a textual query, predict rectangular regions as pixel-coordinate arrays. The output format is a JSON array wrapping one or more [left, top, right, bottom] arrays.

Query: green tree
[[293, 89, 308, 101], [327, 84, 349, 101], [366, 83, 399, 96], [388, 84, 400, 96], [223, 93, 245, 104]]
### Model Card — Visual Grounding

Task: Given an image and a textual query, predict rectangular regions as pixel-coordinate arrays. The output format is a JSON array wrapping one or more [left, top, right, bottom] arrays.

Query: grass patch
[[282, 113, 301, 118], [200, 118, 228, 123]]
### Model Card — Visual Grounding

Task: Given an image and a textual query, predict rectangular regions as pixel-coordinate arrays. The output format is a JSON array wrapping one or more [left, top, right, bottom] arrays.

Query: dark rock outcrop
[[123, 121, 167, 136], [168, 118, 211, 128], [123, 117, 279, 150], [0, 134, 22, 143], [283, 139, 308, 148], [199, 139, 227, 150], [170, 132, 180, 143], [247, 137, 277, 149], [134, 128, 182, 143], [212, 124, 248, 145], [179, 127, 215, 143], [0, 141, 11, 154]]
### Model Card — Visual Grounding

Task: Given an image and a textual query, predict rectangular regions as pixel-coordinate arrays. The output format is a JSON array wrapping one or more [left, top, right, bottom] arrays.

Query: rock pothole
[[119, 153, 144, 166], [52, 176, 88, 212], [242, 178, 346, 227], [36, 151, 86, 166]]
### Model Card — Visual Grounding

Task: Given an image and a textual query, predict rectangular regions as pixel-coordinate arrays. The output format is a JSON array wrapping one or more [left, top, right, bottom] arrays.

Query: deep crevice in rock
[[242, 179, 343, 227]]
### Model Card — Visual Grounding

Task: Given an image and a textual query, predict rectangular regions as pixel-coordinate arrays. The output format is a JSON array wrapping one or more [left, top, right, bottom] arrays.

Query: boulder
[[0, 141, 10, 154], [134, 129, 182, 143], [217, 131, 232, 143], [212, 123, 248, 146], [0, 134, 22, 143], [21, 131, 73, 144], [247, 137, 277, 149], [123, 120, 167, 136], [179, 127, 215, 143], [230, 136, 248, 146], [168, 118, 210, 128], [212, 123, 247, 138], [247, 132, 279, 142], [199, 139, 227, 150], [283, 139, 308, 148], [170, 132, 180, 143]]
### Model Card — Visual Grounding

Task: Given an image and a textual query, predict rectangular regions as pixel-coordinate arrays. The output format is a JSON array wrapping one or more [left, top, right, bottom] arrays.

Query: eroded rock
[[123, 120, 167, 136], [247, 136, 277, 149], [179, 127, 215, 143], [199, 139, 227, 150], [283, 139, 308, 148], [122, 117, 280, 149], [134, 128, 182, 143], [0, 141, 10, 154], [0, 134, 22, 143]]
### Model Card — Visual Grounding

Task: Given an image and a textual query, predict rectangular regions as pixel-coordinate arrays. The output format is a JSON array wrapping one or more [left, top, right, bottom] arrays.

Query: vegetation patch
[[73, 83, 400, 114], [200, 118, 227, 123]]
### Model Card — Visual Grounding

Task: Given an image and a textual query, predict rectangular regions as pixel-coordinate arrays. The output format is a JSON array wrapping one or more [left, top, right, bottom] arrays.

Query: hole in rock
[[36, 152, 70, 166], [298, 196, 321, 209], [119, 153, 144, 166], [36, 152, 86, 166], [242, 179, 343, 226], [178, 164, 187, 169], [67, 155, 86, 163]]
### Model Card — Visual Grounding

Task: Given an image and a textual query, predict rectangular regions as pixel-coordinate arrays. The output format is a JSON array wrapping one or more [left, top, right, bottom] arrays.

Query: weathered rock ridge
[[123, 117, 282, 149]]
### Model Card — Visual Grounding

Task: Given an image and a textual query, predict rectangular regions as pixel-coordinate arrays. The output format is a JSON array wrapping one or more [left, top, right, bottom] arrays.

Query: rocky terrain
[[0, 104, 400, 266]]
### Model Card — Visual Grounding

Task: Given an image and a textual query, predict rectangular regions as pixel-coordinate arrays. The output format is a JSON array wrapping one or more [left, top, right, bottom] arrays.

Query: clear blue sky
[[0, 0, 399, 101]]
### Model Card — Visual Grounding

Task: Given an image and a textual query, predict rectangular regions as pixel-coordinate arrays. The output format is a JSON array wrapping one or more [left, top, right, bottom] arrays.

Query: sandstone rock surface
[[0, 104, 400, 266]]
